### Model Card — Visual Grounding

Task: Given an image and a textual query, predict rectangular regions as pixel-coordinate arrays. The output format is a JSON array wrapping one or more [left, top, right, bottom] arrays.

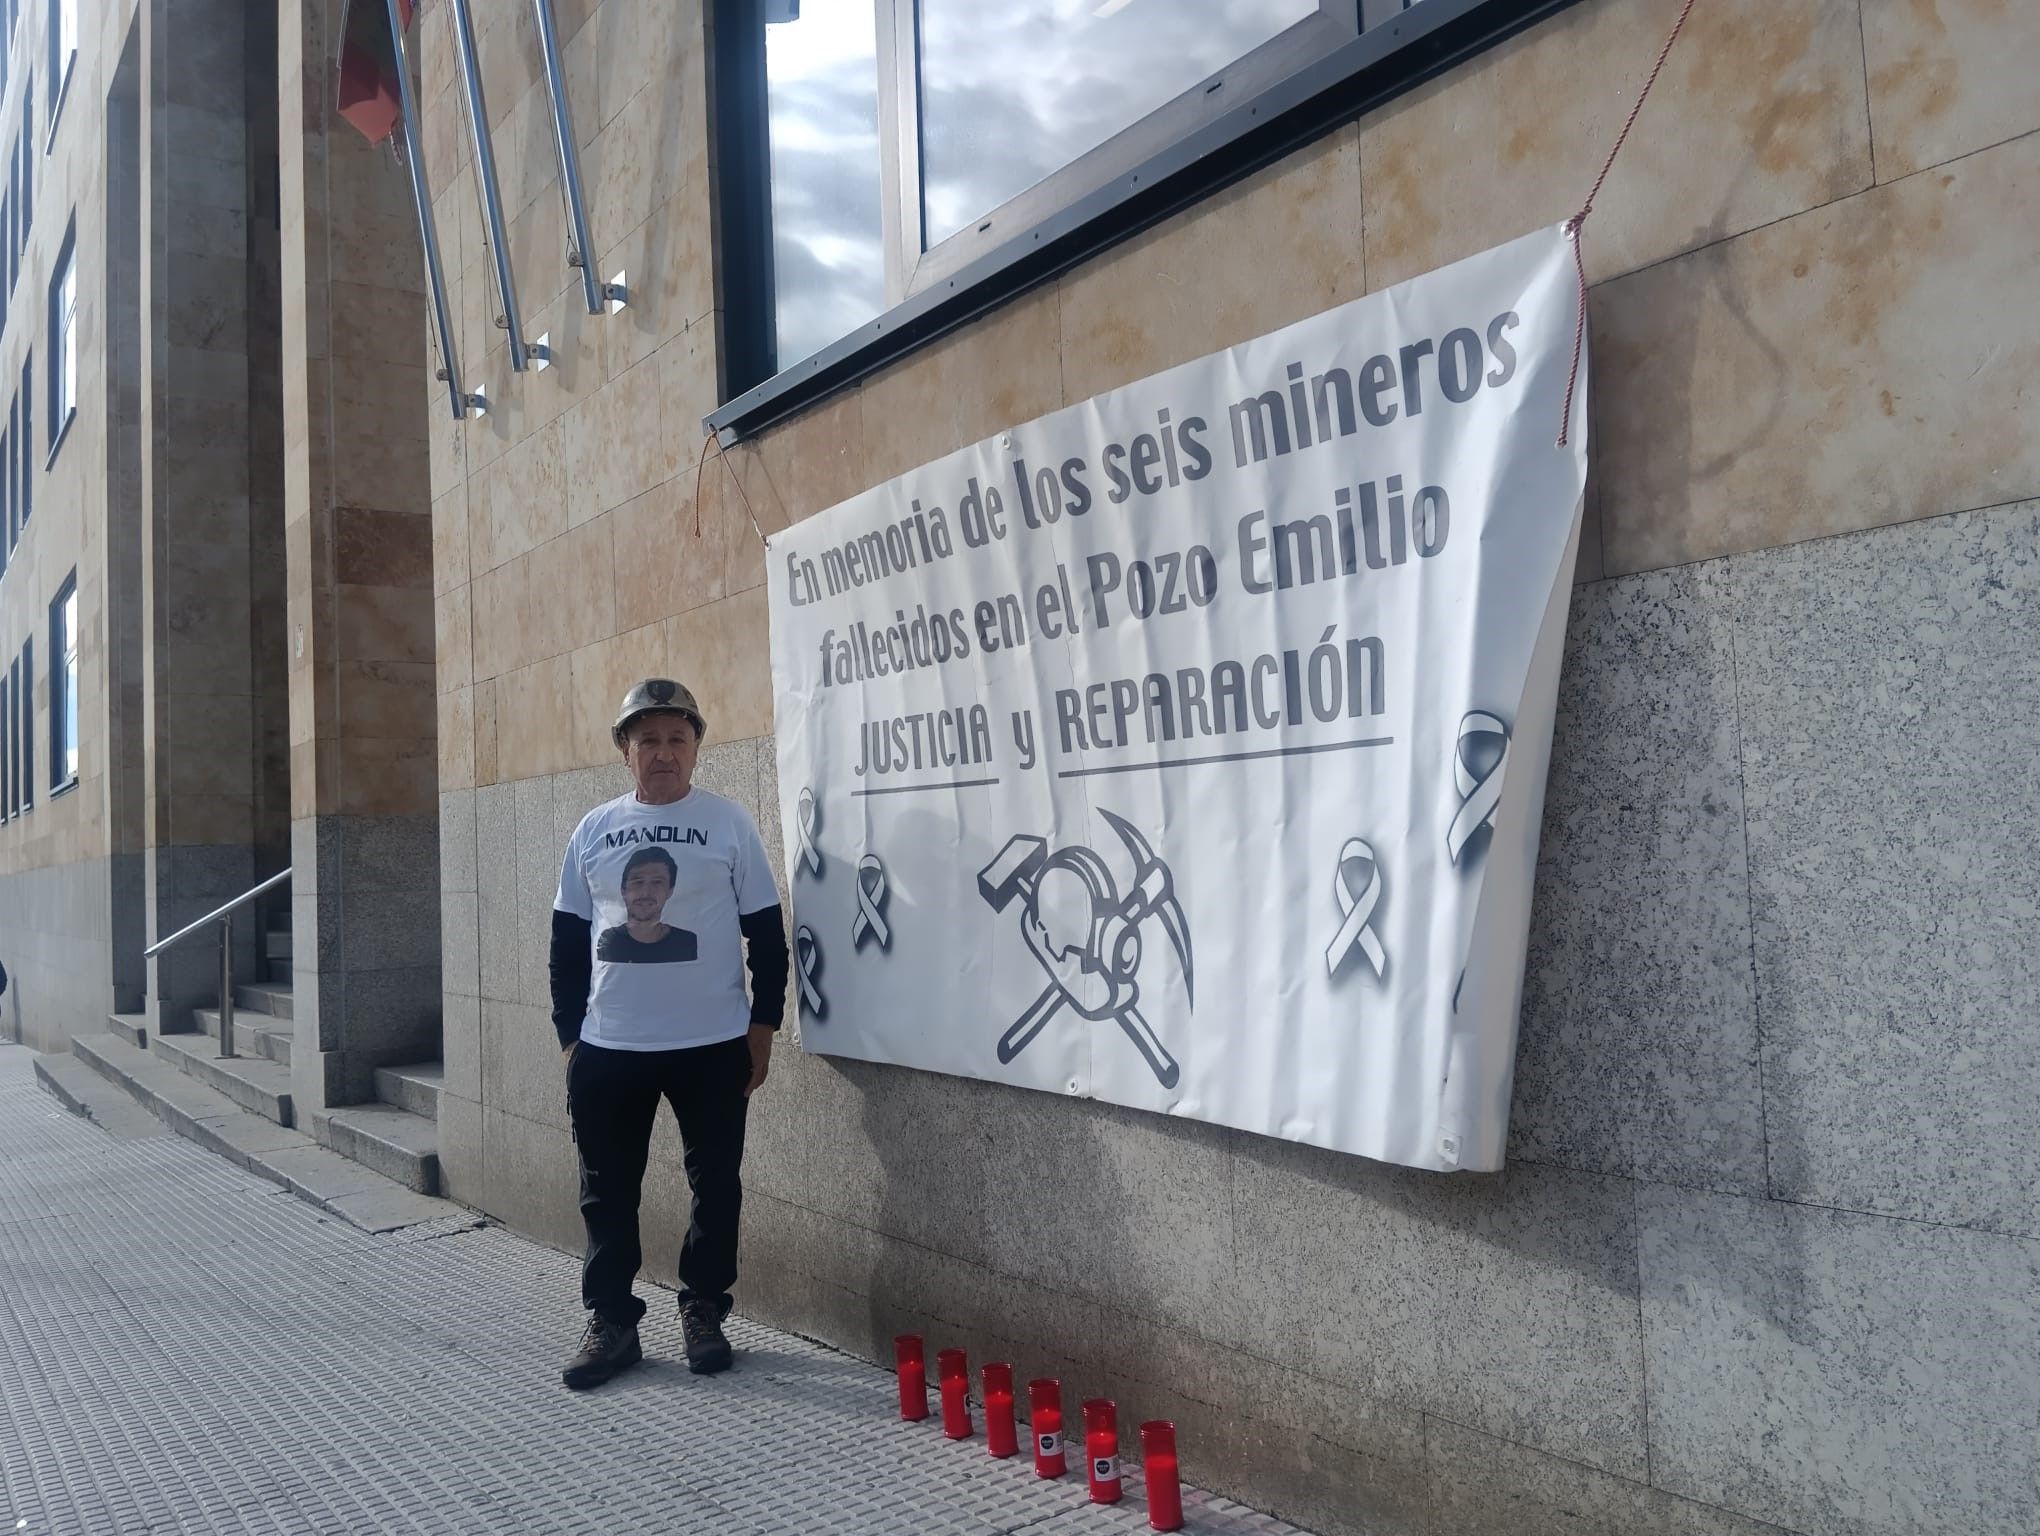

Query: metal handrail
[[142, 867, 292, 1064], [142, 868, 292, 958]]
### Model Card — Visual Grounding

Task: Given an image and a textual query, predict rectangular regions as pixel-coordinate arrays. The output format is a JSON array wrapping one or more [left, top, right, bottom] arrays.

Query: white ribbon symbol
[[1447, 711, 1509, 865], [850, 855, 891, 950], [1325, 837, 1386, 978], [796, 788, 823, 876], [795, 926, 825, 1018]]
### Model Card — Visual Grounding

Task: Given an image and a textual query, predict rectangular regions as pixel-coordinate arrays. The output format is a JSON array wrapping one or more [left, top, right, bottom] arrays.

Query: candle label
[[1092, 1456, 1119, 1482], [1037, 1432, 1062, 1457]]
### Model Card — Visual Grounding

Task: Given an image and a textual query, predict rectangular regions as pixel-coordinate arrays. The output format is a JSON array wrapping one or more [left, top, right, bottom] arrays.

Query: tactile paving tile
[[2, 1044, 1319, 1536]]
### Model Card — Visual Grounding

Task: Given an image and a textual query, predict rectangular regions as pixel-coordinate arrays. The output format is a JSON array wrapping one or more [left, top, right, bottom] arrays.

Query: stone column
[[105, 29, 147, 1017], [278, 0, 441, 1109], [136, 0, 264, 1029]]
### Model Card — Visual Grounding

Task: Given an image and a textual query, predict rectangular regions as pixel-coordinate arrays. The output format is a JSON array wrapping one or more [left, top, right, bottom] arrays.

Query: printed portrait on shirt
[[595, 846, 700, 965]]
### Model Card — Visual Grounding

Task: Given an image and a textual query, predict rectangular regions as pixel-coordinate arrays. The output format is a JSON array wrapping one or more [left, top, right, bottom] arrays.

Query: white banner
[[766, 226, 1587, 1171]]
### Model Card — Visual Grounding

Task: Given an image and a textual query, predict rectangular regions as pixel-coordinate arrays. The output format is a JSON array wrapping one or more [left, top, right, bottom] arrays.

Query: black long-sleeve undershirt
[[740, 905, 790, 1031], [549, 904, 790, 1050]]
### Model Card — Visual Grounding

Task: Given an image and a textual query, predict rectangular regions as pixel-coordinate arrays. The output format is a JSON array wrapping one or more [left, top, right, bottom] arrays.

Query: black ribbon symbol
[[1326, 837, 1385, 978], [795, 926, 825, 1019], [796, 788, 823, 877], [851, 854, 891, 950], [1448, 711, 1509, 865]]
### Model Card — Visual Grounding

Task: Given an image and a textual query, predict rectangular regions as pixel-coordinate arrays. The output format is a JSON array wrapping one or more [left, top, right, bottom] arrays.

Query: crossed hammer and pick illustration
[[977, 810, 1193, 1090]]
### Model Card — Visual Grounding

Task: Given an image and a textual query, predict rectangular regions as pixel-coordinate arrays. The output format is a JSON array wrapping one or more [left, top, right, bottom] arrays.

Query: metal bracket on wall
[[384, 0, 482, 420], [533, 0, 627, 317]]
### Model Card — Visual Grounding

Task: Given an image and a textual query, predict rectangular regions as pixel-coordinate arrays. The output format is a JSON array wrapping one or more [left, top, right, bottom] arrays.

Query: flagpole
[[384, 0, 482, 419], [449, 0, 531, 371], [533, 0, 620, 317]]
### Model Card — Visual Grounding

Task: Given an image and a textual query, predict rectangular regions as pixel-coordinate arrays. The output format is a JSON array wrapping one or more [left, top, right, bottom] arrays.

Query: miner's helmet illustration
[[978, 809, 1192, 1089]]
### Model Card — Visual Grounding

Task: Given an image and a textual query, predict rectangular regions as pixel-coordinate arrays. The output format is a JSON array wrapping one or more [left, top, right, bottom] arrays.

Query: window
[[712, 0, 1572, 435], [18, 356, 29, 527], [751, 0, 1341, 374], [48, 0, 76, 135], [49, 230, 74, 459], [49, 577, 74, 790], [1, 410, 12, 563], [20, 79, 32, 241], [0, 666, 10, 821], [5, 650, 18, 818], [15, 637, 28, 812]]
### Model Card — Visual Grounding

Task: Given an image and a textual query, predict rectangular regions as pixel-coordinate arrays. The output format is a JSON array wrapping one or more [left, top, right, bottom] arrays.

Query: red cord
[[1558, 0, 1698, 447], [694, 426, 764, 544]]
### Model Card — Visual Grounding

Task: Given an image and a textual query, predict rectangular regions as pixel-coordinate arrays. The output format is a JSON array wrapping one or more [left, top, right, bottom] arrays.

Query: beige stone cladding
[[426, 3, 2040, 1535]]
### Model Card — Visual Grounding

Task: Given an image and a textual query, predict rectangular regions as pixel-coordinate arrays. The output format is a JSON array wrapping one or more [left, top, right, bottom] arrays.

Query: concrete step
[[265, 928, 292, 961], [64, 1032, 471, 1235], [266, 960, 293, 986], [33, 1051, 170, 1140], [372, 1061, 442, 1121], [148, 1029, 294, 1127], [194, 1006, 292, 1068], [106, 1013, 148, 1048], [233, 981, 294, 1021], [73, 1034, 304, 1162], [307, 1103, 440, 1195]]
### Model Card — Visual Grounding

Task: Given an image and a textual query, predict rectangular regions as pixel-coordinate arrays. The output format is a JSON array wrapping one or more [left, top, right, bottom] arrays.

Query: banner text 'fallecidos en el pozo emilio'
[[766, 226, 1587, 1171]]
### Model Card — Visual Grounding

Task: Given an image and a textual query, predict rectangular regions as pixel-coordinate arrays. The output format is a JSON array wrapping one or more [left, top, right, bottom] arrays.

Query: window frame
[[16, 636, 29, 813], [46, 0, 76, 147], [48, 575, 75, 793], [21, 76, 34, 249], [0, 665, 9, 822], [18, 354, 29, 527], [2, 407, 12, 561], [48, 227, 74, 465], [710, 0, 1583, 442], [882, 2, 1360, 309]]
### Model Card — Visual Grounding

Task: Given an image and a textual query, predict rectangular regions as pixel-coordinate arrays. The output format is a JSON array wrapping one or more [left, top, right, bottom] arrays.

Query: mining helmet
[[612, 678, 707, 747]]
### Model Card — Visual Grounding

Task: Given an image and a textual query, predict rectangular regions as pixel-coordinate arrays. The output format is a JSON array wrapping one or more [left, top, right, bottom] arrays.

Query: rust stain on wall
[[1871, 51, 1959, 127], [1360, 141, 1441, 282]]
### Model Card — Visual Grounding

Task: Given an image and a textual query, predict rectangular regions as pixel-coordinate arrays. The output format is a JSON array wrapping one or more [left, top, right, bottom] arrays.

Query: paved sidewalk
[[1, 1044, 1313, 1536]]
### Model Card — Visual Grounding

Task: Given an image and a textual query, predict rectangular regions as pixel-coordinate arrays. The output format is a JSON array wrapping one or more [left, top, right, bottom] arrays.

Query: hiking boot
[[562, 1316, 642, 1390], [680, 1298, 733, 1375]]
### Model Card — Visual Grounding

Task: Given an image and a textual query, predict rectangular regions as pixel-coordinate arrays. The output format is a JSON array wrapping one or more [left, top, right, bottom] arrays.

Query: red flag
[[336, 0, 415, 145]]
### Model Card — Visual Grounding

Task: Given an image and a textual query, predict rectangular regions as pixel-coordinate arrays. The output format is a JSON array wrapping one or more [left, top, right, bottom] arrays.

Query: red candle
[[983, 1362, 1018, 1458], [938, 1348, 973, 1439], [1083, 1397, 1122, 1504], [894, 1335, 927, 1422], [1029, 1378, 1067, 1478], [1141, 1420, 1183, 1531]]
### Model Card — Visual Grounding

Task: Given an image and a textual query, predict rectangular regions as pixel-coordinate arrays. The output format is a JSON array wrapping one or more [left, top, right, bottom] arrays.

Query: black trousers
[[566, 1034, 751, 1327]]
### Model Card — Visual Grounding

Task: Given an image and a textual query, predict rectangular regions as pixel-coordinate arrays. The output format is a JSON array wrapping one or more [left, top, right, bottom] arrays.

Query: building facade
[[7, 2, 2038, 1533]]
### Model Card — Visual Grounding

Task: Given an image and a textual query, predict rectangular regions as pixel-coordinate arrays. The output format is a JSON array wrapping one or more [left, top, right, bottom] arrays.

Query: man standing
[[550, 679, 789, 1388]]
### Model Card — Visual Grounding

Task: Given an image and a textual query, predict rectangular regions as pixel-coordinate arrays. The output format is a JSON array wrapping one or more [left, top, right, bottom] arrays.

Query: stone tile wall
[[424, 2, 2040, 1532], [0, 856, 119, 1052], [275, 0, 445, 1108]]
